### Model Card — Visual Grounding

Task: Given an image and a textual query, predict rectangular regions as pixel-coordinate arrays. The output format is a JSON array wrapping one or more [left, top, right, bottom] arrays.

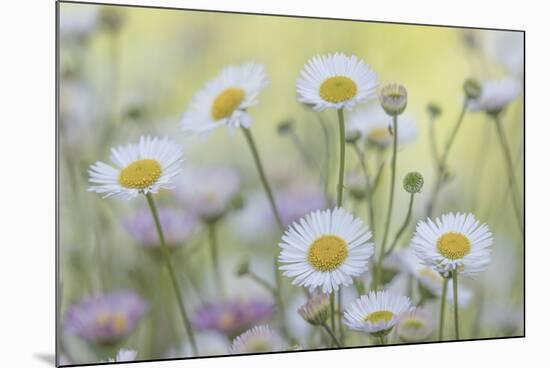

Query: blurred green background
[[58, 2, 524, 364]]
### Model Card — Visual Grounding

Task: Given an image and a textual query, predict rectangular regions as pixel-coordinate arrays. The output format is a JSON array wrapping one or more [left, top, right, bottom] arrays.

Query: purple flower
[[276, 190, 327, 228], [123, 207, 198, 248], [64, 290, 148, 344], [192, 300, 274, 338]]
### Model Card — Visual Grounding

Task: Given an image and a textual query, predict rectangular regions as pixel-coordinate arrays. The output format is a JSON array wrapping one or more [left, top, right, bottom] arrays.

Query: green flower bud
[[277, 120, 294, 136], [427, 103, 442, 118], [403, 172, 424, 194], [236, 258, 250, 277], [463, 78, 482, 100]]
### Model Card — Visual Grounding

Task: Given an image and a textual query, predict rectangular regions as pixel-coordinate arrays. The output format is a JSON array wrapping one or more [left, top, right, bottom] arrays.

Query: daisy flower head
[[296, 53, 378, 111], [412, 212, 493, 277], [64, 290, 148, 344], [344, 290, 413, 337], [398, 248, 473, 306], [181, 62, 268, 135], [192, 300, 274, 339], [396, 309, 433, 342], [297, 293, 330, 326], [468, 78, 521, 115], [379, 83, 408, 116], [230, 325, 284, 354], [88, 136, 183, 200], [347, 105, 417, 148], [278, 207, 374, 294]]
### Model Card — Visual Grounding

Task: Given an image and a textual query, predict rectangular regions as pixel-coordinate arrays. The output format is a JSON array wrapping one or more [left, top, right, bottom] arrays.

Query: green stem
[[337, 289, 343, 341], [439, 277, 449, 340], [493, 114, 524, 236], [427, 100, 468, 217], [378, 335, 387, 345], [330, 293, 336, 335], [241, 127, 284, 231], [428, 115, 441, 171], [385, 193, 415, 257], [375, 115, 399, 289], [248, 271, 275, 293], [336, 108, 346, 207], [145, 193, 198, 356], [321, 323, 342, 348], [207, 222, 224, 295], [452, 270, 460, 340], [352, 143, 376, 238]]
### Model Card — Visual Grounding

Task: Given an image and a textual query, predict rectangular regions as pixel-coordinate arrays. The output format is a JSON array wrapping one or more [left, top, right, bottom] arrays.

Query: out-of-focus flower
[[64, 290, 148, 344], [297, 293, 330, 326], [296, 53, 378, 111], [396, 309, 433, 342], [230, 325, 284, 354], [379, 83, 408, 116], [175, 166, 240, 222], [106, 349, 138, 362], [482, 302, 523, 335], [344, 290, 413, 337], [123, 207, 198, 248], [398, 248, 473, 306], [279, 208, 374, 294], [487, 31, 524, 77], [347, 105, 417, 148], [59, 5, 99, 44], [468, 78, 521, 115], [181, 63, 268, 135], [192, 300, 274, 339], [233, 189, 326, 238], [276, 190, 327, 228], [412, 212, 493, 277], [88, 136, 183, 200], [59, 79, 98, 147]]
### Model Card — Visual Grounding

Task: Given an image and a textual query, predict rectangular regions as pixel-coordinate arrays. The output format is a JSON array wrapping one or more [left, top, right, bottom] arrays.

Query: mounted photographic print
[[56, 1, 525, 366]]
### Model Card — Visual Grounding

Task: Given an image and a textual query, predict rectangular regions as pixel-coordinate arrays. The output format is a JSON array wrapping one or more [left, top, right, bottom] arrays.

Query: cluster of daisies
[[69, 50, 524, 364]]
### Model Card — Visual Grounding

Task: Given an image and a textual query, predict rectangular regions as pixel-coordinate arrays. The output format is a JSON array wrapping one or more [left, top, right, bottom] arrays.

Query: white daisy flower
[[398, 248, 473, 306], [181, 62, 268, 135], [344, 290, 413, 336], [347, 105, 417, 148], [296, 53, 378, 111], [396, 309, 433, 342], [468, 78, 521, 114], [230, 325, 284, 354], [411, 212, 493, 277], [88, 136, 183, 200], [278, 207, 374, 294]]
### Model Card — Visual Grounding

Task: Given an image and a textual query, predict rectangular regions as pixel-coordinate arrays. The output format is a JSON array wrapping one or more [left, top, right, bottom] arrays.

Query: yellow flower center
[[118, 159, 162, 189], [437, 232, 471, 260], [307, 235, 348, 272], [402, 318, 424, 330], [96, 312, 127, 334], [211, 87, 245, 120], [319, 76, 357, 103], [368, 127, 391, 142], [247, 339, 271, 353], [364, 310, 394, 323], [218, 311, 237, 330]]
